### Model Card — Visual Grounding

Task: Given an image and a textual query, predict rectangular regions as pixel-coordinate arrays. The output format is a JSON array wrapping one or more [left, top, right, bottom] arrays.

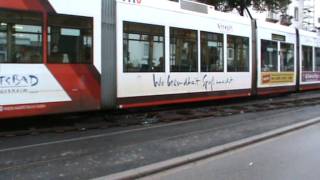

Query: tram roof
[[117, 0, 252, 25]]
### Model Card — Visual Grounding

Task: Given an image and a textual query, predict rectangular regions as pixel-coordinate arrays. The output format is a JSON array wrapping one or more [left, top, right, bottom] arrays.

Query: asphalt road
[[1, 105, 320, 179], [144, 122, 320, 180]]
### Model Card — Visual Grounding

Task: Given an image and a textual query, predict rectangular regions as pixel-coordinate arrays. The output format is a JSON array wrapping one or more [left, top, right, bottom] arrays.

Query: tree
[[197, 0, 291, 16]]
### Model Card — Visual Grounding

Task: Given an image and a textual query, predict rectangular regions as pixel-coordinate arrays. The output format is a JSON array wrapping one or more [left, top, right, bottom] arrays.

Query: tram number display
[[262, 72, 294, 85], [272, 34, 286, 42]]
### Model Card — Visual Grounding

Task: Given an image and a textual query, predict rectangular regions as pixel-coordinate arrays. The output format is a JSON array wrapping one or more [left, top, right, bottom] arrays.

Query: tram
[[0, 0, 319, 119]]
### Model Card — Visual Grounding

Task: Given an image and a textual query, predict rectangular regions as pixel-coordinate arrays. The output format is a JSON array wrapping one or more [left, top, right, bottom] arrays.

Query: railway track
[[1, 92, 320, 137]]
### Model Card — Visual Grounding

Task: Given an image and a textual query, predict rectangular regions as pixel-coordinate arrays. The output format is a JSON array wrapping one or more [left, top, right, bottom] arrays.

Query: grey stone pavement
[[1, 104, 320, 179], [144, 121, 320, 180]]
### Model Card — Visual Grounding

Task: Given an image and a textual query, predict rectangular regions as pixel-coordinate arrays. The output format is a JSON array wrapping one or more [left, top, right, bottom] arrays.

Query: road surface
[[2, 104, 320, 179]]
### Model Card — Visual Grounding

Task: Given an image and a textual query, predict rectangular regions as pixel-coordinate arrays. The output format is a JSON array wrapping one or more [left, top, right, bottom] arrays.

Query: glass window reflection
[[0, 10, 42, 63], [123, 22, 165, 72], [302, 45, 313, 71], [261, 40, 278, 72], [315, 48, 320, 71], [280, 43, 294, 72], [12, 30, 42, 63], [48, 14, 93, 64], [170, 27, 198, 72], [201, 31, 224, 72], [0, 32, 7, 62], [227, 35, 249, 72]]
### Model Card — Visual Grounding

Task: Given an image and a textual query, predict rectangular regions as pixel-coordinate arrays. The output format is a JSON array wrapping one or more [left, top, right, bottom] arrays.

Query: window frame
[[0, 25, 7, 62], [315, 47, 320, 71], [0, 8, 43, 64], [122, 21, 166, 73], [260, 39, 279, 72], [302, 45, 313, 72], [227, 34, 250, 72], [170, 26, 198, 73], [200, 31, 224, 72], [280, 42, 295, 72], [47, 13, 94, 64]]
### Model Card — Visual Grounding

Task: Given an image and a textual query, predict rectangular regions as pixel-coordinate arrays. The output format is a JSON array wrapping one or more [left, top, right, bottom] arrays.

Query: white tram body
[[299, 30, 320, 88], [0, 0, 320, 119], [116, 0, 252, 98], [256, 21, 297, 93]]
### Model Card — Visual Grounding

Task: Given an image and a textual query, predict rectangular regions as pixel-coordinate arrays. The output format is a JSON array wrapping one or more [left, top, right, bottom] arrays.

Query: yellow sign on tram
[[261, 72, 294, 85]]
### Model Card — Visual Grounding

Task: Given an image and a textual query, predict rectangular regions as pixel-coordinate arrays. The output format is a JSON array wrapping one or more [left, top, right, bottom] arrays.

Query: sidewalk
[[138, 122, 320, 180]]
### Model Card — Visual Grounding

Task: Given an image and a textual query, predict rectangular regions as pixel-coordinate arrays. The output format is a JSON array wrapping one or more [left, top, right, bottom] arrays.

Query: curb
[[94, 116, 320, 180]]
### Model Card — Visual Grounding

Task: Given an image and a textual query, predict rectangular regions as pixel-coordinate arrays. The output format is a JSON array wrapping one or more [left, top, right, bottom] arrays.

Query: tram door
[[47, 14, 100, 111]]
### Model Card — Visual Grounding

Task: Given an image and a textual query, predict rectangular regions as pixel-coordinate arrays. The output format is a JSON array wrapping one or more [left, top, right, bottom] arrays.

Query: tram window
[[315, 48, 320, 71], [302, 45, 313, 71], [123, 22, 165, 72], [0, 25, 7, 62], [0, 10, 42, 63], [280, 43, 294, 72], [201, 31, 223, 72], [261, 40, 278, 72], [227, 35, 249, 72], [170, 27, 198, 72], [48, 14, 93, 64]]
